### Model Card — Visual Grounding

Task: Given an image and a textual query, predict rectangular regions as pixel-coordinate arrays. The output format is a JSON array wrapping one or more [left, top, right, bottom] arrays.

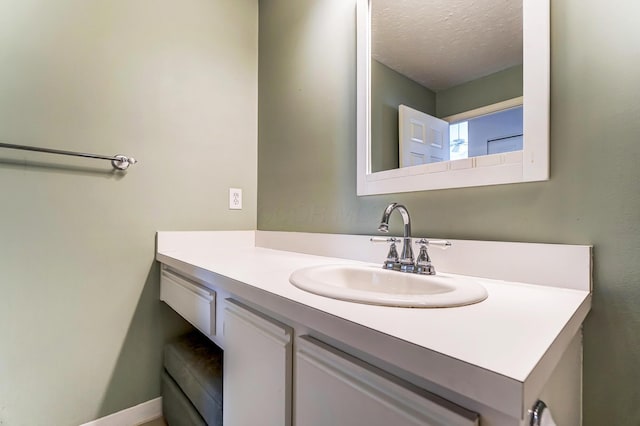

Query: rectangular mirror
[[357, 0, 550, 195]]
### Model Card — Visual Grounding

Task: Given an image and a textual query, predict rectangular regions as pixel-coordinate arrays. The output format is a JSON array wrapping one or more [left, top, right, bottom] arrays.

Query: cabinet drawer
[[160, 268, 216, 337]]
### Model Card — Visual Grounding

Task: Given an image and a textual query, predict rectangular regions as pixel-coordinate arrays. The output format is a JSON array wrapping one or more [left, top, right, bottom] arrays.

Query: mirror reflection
[[370, 0, 523, 173]]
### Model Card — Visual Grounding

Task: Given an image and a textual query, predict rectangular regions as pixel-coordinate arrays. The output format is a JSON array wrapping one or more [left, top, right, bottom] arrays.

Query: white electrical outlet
[[229, 188, 242, 210]]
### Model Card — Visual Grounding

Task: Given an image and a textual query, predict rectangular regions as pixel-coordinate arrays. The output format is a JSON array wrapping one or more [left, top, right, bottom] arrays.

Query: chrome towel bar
[[0, 141, 137, 170]]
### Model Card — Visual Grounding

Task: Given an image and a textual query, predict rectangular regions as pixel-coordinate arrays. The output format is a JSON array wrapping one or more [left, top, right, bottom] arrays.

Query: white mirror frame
[[356, 0, 550, 195]]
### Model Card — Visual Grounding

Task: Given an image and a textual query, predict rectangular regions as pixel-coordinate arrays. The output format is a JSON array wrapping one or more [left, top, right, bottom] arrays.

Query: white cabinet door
[[223, 299, 292, 426], [295, 336, 478, 426]]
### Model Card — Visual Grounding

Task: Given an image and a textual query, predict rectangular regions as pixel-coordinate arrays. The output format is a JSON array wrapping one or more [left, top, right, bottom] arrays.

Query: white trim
[[356, 0, 370, 191], [522, 0, 550, 181], [79, 397, 162, 426], [442, 96, 523, 123], [357, 0, 550, 195]]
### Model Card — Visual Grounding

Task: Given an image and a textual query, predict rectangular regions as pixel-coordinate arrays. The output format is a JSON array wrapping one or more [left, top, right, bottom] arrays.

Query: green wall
[[0, 0, 257, 424], [436, 64, 523, 118], [258, 0, 640, 424]]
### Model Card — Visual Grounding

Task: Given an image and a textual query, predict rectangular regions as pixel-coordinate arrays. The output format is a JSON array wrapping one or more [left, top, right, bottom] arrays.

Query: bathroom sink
[[289, 264, 488, 308]]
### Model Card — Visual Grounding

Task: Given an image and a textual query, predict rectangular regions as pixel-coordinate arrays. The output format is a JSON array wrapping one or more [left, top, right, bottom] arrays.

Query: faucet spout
[[378, 203, 414, 272]]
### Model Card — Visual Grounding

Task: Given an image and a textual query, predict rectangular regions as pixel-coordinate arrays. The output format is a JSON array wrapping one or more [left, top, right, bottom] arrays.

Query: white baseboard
[[79, 397, 162, 426]]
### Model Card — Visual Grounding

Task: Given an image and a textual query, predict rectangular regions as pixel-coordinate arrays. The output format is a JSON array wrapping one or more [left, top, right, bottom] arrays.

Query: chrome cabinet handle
[[529, 400, 550, 426]]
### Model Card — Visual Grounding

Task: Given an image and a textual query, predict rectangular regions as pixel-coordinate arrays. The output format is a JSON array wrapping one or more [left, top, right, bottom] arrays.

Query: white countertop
[[156, 231, 591, 384]]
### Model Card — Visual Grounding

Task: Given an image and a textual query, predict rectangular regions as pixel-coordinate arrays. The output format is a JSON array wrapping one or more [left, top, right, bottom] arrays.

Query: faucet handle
[[414, 239, 448, 275], [370, 237, 401, 243], [370, 237, 401, 270], [415, 238, 452, 249]]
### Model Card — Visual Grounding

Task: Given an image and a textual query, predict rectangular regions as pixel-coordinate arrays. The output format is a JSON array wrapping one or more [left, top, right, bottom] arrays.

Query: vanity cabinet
[[156, 230, 591, 426], [160, 267, 481, 426], [156, 264, 574, 426], [222, 299, 292, 426], [295, 336, 479, 426]]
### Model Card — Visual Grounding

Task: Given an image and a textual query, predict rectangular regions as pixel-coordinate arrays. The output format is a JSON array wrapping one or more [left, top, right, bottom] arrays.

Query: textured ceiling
[[371, 0, 523, 91]]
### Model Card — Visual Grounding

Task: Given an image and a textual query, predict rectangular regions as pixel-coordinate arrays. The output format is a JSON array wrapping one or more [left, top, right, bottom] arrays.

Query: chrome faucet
[[373, 203, 452, 275], [378, 203, 415, 273]]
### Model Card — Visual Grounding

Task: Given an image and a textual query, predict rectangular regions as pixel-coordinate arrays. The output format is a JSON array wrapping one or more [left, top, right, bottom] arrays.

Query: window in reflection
[[449, 106, 523, 160], [449, 122, 469, 160]]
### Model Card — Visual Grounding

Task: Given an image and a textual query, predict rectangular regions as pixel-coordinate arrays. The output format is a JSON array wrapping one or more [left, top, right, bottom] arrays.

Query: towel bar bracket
[[111, 155, 137, 170]]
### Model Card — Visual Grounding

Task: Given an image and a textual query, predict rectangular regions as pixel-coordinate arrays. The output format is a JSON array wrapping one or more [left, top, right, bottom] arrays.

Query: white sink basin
[[289, 264, 488, 308]]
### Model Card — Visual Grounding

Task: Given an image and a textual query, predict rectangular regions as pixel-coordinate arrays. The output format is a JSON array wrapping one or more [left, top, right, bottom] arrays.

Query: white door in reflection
[[399, 104, 450, 167]]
